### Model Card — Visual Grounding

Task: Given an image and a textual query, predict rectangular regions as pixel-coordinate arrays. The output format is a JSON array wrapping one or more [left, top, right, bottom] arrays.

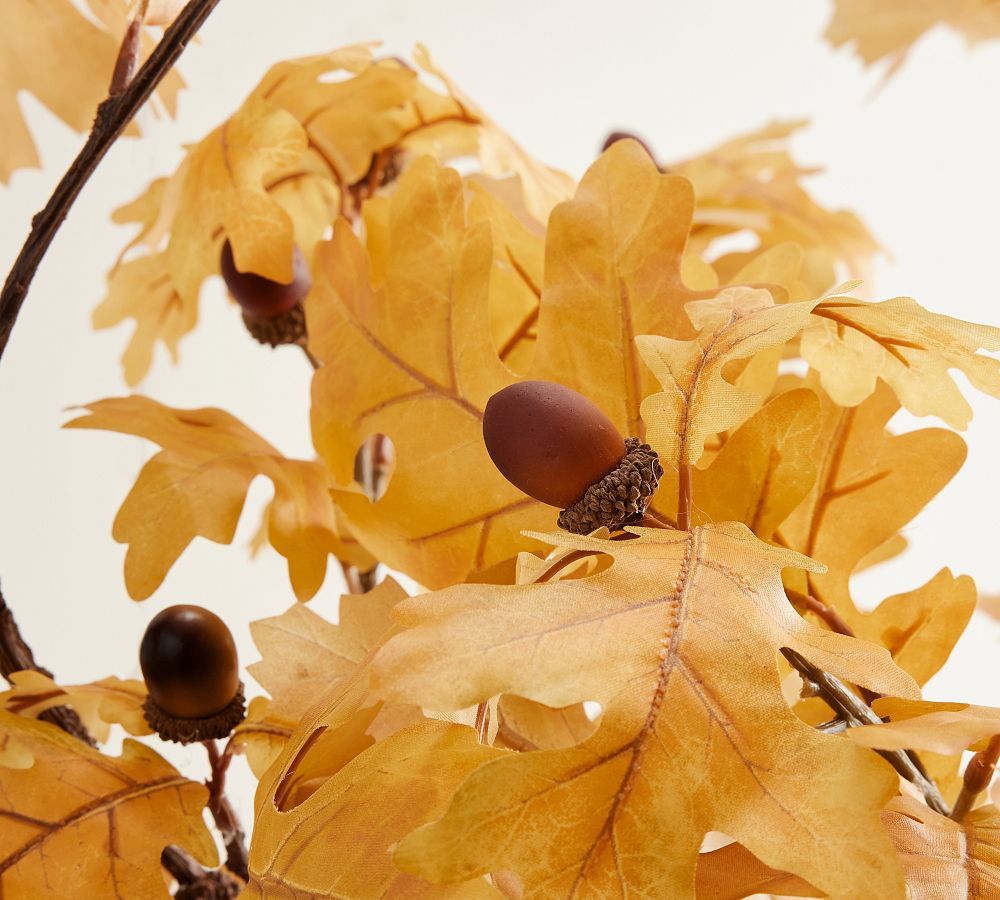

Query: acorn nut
[[220, 239, 311, 347], [483, 380, 663, 534], [139, 604, 246, 744]]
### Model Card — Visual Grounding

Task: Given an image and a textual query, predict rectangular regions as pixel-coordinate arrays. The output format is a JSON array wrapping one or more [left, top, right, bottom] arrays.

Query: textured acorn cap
[[143, 682, 246, 745], [242, 303, 307, 347]]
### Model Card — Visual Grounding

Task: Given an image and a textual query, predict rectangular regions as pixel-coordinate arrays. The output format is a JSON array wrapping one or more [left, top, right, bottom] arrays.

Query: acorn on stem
[[219, 239, 311, 348], [483, 380, 663, 534], [139, 604, 245, 744]]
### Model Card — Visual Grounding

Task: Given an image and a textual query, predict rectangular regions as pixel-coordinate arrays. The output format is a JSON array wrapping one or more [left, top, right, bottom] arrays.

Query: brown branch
[[204, 740, 249, 883], [951, 734, 1000, 822], [0, 581, 95, 746], [0, 0, 223, 365], [781, 647, 950, 816], [786, 588, 855, 638]]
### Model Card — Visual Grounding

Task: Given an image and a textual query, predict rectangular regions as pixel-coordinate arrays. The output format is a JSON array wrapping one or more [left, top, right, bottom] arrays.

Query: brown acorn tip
[[143, 681, 246, 745], [242, 303, 307, 347], [558, 438, 663, 534]]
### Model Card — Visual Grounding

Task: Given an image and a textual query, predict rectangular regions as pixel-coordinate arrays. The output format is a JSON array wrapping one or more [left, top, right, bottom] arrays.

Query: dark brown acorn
[[219, 240, 311, 347], [139, 604, 245, 743], [483, 381, 662, 534]]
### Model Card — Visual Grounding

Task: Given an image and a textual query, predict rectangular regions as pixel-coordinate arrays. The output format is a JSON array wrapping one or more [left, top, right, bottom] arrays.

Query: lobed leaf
[[0, 711, 216, 898], [376, 524, 917, 898], [66, 396, 370, 601]]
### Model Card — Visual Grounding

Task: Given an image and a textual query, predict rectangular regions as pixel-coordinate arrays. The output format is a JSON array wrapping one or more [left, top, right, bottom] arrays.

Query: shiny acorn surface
[[139, 605, 240, 720], [219, 240, 311, 321], [483, 381, 626, 508]]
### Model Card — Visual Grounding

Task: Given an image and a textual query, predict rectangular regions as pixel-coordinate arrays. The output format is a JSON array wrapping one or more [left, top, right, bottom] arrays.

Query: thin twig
[[951, 734, 1000, 822], [0, 0, 223, 364], [781, 647, 950, 816], [108, 0, 150, 95], [204, 740, 249, 882], [786, 588, 855, 638]]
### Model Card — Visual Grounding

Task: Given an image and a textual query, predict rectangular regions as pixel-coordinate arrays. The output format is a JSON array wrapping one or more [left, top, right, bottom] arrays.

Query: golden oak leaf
[[375, 524, 918, 898], [859, 569, 977, 686], [779, 380, 966, 625], [0, 711, 216, 898], [93, 253, 196, 388], [167, 96, 308, 302], [249, 666, 502, 899], [803, 292, 1000, 428], [530, 139, 711, 439], [230, 697, 296, 779], [849, 698, 1000, 754], [685, 388, 822, 540], [249, 577, 420, 727], [827, 0, 1000, 71], [308, 157, 554, 588], [494, 695, 597, 752], [0, 0, 183, 182], [0, 671, 149, 742], [637, 287, 819, 469], [66, 396, 367, 601], [697, 796, 1000, 899], [670, 120, 878, 285]]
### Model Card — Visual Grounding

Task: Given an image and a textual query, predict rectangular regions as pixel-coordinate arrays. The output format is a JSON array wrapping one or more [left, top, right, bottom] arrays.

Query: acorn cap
[[557, 438, 663, 534], [241, 303, 307, 347], [143, 682, 246, 745]]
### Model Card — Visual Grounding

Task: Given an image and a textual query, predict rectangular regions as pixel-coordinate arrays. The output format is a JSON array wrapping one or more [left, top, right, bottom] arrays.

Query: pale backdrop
[[1, 0, 997, 832]]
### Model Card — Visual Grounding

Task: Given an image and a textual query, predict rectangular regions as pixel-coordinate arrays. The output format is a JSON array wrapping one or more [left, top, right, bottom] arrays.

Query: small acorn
[[140, 604, 245, 744], [219, 239, 311, 348], [483, 381, 663, 534]]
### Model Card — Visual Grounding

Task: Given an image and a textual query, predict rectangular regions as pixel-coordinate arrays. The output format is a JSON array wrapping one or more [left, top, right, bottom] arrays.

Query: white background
[[1, 0, 998, 833]]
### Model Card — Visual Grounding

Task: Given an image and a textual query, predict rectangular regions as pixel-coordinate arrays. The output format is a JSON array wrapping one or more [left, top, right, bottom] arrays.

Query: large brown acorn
[[483, 380, 662, 534], [139, 604, 245, 744], [219, 239, 311, 347]]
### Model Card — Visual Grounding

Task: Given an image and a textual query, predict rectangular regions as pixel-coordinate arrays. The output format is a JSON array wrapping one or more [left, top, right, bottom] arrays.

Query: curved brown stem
[[203, 739, 249, 882], [0, 0, 223, 365], [951, 734, 1000, 822]]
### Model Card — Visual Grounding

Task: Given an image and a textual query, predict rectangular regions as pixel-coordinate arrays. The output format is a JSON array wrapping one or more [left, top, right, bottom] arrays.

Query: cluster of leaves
[[2, 25, 1000, 900]]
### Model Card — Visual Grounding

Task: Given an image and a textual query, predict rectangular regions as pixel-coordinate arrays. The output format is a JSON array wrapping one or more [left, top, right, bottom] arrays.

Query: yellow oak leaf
[[248, 658, 502, 899], [827, 0, 1000, 72], [0, 0, 183, 182], [494, 695, 597, 752], [637, 287, 819, 470], [92, 252, 195, 388], [66, 396, 368, 601], [375, 524, 917, 898], [803, 292, 1000, 428], [230, 697, 295, 780], [166, 96, 308, 303], [670, 120, 878, 285], [698, 796, 1000, 899], [308, 157, 554, 589], [779, 381, 966, 625], [0, 671, 148, 743], [686, 388, 822, 540], [849, 698, 1000, 754], [0, 711, 217, 897], [859, 569, 977, 686], [531, 139, 712, 439]]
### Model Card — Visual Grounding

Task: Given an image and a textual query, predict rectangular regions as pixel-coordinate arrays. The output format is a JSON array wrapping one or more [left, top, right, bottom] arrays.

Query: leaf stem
[[786, 588, 855, 638], [951, 734, 1000, 822], [0, 0, 223, 365], [677, 463, 692, 532], [203, 739, 249, 882], [780, 647, 950, 816]]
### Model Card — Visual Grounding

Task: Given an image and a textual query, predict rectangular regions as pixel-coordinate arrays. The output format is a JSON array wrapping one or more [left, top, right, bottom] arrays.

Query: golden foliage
[[66, 396, 371, 601], [374, 525, 916, 897], [827, 0, 1000, 72], [0, 711, 216, 898], [0, 672, 148, 742], [0, 0, 183, 182]]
